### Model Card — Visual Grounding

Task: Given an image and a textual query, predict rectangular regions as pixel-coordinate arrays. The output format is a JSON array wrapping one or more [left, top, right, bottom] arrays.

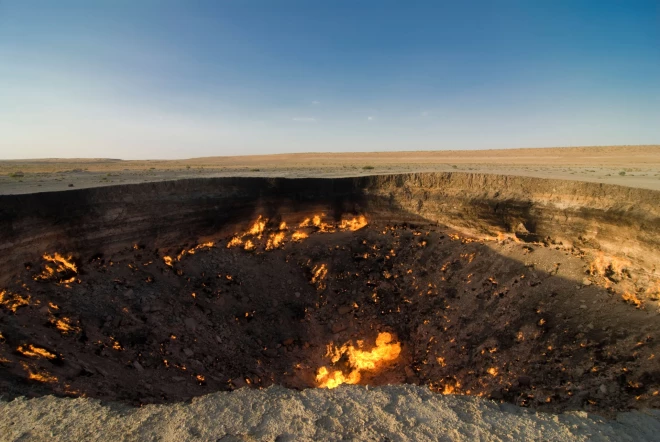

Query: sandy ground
[[2, 385, 660, 441], [1, 145, 659, 194]]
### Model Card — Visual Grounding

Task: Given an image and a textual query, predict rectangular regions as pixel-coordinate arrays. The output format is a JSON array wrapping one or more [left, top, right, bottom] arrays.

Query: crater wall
[[1, 173, 658, 292]]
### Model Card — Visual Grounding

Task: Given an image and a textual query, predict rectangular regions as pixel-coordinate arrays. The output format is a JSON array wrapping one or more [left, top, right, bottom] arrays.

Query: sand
[[1, 145, 659, 195], [2, 385, 660, 441]]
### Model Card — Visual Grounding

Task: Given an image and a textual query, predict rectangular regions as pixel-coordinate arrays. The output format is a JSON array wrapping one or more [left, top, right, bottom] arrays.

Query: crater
[[0, 173, 659, 415]]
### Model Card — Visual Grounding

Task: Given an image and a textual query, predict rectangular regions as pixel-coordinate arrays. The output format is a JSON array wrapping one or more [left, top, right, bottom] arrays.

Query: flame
[[300, 214, 334, 232], [248, 216, 267, 238], [0, 290, 31, 312], [279, 221, 287, 230], [227, 236, 243, 248], [20, 361, 57, 383], [163, 256, 174, 267], [622, 292, 643, 308], [53, 317, 81, 334], [339, 216, 368, 231], [589, 252, 630, 278], [292, 231, 309, 242], [265, 231, 286, 250], [43, 253, 78, 273], [17, 344, 57, 360], [244, 240, 256, 251], [316, 332, 401, 389], [35, 253, 78, 283], [311, 264, 328, 289]]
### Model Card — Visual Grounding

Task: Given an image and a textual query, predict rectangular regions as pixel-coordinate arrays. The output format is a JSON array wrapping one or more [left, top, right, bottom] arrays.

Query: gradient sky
[[1, 0, 658, 159]]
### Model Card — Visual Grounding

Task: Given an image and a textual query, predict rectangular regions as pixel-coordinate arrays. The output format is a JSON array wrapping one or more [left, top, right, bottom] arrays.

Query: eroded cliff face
[[0, 173, 658, 296]]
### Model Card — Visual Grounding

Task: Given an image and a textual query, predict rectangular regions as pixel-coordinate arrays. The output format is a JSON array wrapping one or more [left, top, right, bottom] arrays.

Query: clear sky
[[0, 0, 658, 159]]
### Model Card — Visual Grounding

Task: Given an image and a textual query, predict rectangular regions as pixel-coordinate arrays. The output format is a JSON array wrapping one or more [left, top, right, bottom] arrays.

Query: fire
[[35, 253, 78, 283], [316, 332, 401, 389], [0, 290, 31, 312], [339, 216, 368, 231], [279, 221, 287, 230], [20, 362, 57, 383], [53, 317, 81, 334], [265, 232, 286, 250], [227, 236, 243, 248], [311, 264, 328, 289], [17, 344, 57, 360], [622, 292, 643, 308], [43, 253, 78, 273], [248, 216, 267, 238], [163, 256, 174, 267], [300, 214, 334, 232], [292, 231, 308, 242], [244, 240, 256, 251]]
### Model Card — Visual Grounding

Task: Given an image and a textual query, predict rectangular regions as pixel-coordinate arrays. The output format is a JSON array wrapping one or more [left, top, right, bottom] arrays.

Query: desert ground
[[1, 145, 659, 194]]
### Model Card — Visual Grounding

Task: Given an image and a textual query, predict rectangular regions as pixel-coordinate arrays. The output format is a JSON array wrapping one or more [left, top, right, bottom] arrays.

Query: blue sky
[[0, 0, 658, 159]]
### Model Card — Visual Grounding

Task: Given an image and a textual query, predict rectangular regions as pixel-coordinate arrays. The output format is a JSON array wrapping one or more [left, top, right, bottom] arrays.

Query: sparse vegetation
[[619, 171, 626, 176], [250, 168, 261, 172], [363, 165, 374, 170]]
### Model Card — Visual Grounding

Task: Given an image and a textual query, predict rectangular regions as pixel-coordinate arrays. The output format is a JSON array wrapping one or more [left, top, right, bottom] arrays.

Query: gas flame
[[265, 232, 286, 250], [43, 253, 77, 273], [17, 344, 57, 360], [300, 214, 335, 232], [35, 253, 78, 282], [52, 317, 81, 334], [311, 264, 328, 289], [622, 292, 643, 308], [339, 215, 368, 231], [248, 216, 267, 238], [0, 290, 31, 312], [227, 236, 243, 248], [316, 332, 401, 389], [292, 231, 309, 242], [20, 361, 57, 383]]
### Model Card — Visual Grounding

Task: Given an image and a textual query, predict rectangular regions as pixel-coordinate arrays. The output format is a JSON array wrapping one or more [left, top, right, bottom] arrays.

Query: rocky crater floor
[[1, 215, 659, 417]]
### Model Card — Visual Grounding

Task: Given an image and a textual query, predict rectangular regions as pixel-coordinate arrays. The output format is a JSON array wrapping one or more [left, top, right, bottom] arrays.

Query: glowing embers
[[316, 332, 401, 389], [0, 289, 31, 313], [34, 253, 78, 284]]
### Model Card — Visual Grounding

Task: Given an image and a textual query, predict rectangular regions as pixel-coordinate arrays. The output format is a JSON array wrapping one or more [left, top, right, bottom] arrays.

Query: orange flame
[[292, 231, 309, 242], [339, 215, 368, 231], [316, 332, 401, 389], [311, 264, 328, 289], [622, 292, 643, 308], [265, 231, 286, 250], [0, 290, 31, 312], [17, 344, 57, 360]]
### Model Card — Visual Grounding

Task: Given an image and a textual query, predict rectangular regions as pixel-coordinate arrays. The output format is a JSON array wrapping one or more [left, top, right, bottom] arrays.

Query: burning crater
[[1, 174, 659, 414]]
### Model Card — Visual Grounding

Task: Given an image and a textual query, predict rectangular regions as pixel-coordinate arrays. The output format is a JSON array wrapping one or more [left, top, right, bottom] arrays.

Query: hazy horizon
[[1, 1, 659, 160]]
